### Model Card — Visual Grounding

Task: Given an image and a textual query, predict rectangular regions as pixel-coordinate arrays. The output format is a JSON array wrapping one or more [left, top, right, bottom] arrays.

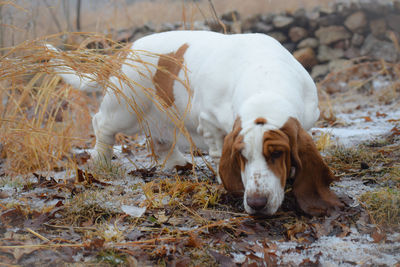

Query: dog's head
[[219, 116, 343, 216]]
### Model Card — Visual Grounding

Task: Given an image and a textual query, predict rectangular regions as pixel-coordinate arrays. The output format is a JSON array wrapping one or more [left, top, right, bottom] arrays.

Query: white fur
[[47, 31, 319, 214]]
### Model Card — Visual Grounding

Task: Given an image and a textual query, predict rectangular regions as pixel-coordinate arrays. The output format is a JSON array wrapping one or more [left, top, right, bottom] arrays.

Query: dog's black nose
[[246, 196, 268, 211]]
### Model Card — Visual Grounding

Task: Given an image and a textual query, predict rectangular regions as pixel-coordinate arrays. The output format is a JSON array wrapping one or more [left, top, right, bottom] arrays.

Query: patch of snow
[[121, 205, 146, 218], [314, 105, 400, 147], [274, 229, 400, 266], [232, 252, 246, 264]]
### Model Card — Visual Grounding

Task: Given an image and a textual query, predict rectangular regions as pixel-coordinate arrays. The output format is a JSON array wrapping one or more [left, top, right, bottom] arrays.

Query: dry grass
[[0, 32, 198, 176], [360, 188, 400, 229], [0, 51, 93, 174]]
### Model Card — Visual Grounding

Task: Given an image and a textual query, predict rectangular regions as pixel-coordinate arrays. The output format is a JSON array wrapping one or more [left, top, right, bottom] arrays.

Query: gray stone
[[317, 45, 344, 62], [272, 15, 294, 28], [283, 43, 296, 53], [370, 19, 387, 38], [351, 33, 365, 47], [317, 14, 343, 27], [289, 27, 308, 42], [298, 38, 319, 49], [361, 34, 399, 62], [268, 32, 287, 43], [315, 26, 351, 45], [344, 11, 367, 33], [328, 59, 353, 72], [251, 22, 274, 34], [387, 14, 400, 32], [311, 64, 329, 79]]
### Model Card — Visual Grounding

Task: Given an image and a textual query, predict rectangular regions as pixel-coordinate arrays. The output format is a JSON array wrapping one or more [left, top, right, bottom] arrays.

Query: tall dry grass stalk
[[0, 33, 200, 176]]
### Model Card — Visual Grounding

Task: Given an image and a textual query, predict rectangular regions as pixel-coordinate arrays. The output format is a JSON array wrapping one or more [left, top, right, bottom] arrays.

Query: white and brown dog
[[46, 31, 343, 216]]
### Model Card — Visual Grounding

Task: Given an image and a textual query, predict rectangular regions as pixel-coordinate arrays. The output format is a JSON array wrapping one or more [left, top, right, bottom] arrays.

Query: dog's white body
[[47, 31, 332, 215]]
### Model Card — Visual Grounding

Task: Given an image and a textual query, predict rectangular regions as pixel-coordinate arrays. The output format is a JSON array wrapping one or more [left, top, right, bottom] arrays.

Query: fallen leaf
[[376, 111, 387, 118], [76, 168, 110, 186], [0, 207, 26, 227], [361, 116, 373, 122], [186, 232, 202, 248], [84, 238, 104, 250], [209, 250, 234, 267], [371, 228, 386, 243]]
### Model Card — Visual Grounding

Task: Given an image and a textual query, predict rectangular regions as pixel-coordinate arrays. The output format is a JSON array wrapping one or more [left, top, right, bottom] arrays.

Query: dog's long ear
[[281, 117, 343, 216], [219, 117, 245, 196]]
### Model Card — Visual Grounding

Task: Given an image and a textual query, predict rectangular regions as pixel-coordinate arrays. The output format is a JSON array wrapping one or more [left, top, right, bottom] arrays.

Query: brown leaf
[[84, 238, 105, 250], [0, 207, 26, 227], [371, 228, 386, 243], [208, 250, 234, 267], [186, 232, 202, 248], [361, 116, 373, 122], [376, 111, 388, 118], [76, 168, 110, 186]]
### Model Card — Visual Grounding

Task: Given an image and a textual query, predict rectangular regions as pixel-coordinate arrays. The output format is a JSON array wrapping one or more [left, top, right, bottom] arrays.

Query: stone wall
[[114, 1, 400, 79]]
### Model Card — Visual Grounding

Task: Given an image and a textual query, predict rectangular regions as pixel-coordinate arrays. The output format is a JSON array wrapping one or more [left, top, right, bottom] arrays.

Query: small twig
[[26, 227, 50, 242], [42, 0, 62, 33], [43, 223, 97, 231], [208, 0, 227, 34]]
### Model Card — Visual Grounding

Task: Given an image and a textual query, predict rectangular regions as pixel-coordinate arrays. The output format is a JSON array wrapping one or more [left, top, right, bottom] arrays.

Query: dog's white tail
[[45, 44, 100, 92]]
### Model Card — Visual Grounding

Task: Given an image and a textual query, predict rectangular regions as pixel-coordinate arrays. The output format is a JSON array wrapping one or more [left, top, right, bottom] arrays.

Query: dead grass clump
[[1, 32, 198, 176], [63, 190, 121, 225], [142, 178, 222, 210], [86, 161, 127, 181], [360, 188, 400, 229]]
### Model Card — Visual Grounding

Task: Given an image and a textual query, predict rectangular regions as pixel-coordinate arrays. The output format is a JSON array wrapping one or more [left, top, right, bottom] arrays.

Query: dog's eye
[[270, 150, 283, 159]]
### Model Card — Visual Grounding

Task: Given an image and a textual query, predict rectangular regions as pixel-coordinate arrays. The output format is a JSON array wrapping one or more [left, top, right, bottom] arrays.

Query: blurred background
[[1, 0, 336, 47]]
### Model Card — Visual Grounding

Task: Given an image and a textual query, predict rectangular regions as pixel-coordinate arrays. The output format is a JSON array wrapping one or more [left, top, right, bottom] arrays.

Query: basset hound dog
[[46, 31, 343, 216]]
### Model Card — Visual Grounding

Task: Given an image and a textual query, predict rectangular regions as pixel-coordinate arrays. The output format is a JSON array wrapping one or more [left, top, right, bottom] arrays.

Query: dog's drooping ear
[[281, 117, 344, 216], [219, 117, 245, 196]]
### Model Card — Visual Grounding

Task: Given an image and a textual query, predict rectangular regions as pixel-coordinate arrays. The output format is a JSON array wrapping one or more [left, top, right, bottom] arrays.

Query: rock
[[317, 14, 343, 27], [344, 47, 361, 59], [344, 11, 367, 33], [317, 45, 344, 62], [361, 34, 399, 62], [293, 47, 318, 69], [288, 27, 308, 42], [333, 39, 350, 50], [387, 14, 400, 32], [283, 43, 296, 53], [272, 15, 294, 29], [370, 19, 387, 38], [292, 8, 309, 28], [268, 32, 287, 43], [311, 64, 329, 79], [351, 33, 365, 47], [298, 38, 319, 49], [250, 22, 274, 34], [315, 26, 351, 45], [328, 59, 353, 72]]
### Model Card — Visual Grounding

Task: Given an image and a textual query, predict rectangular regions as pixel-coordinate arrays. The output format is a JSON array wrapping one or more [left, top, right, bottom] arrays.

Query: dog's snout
[[246, 195, 268, 211]]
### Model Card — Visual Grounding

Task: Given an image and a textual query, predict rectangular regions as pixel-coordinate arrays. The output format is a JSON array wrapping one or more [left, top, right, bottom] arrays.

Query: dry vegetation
[[0, 0, 399, 266]]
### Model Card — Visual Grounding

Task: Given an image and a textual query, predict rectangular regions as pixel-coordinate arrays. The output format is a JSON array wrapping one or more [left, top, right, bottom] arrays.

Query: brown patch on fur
[[152, 43, 189, 107], [254, 117, 267, 125], [280, 117, 344, 216], [263, 130, 291, 187], [219, 117, 245, 195]]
